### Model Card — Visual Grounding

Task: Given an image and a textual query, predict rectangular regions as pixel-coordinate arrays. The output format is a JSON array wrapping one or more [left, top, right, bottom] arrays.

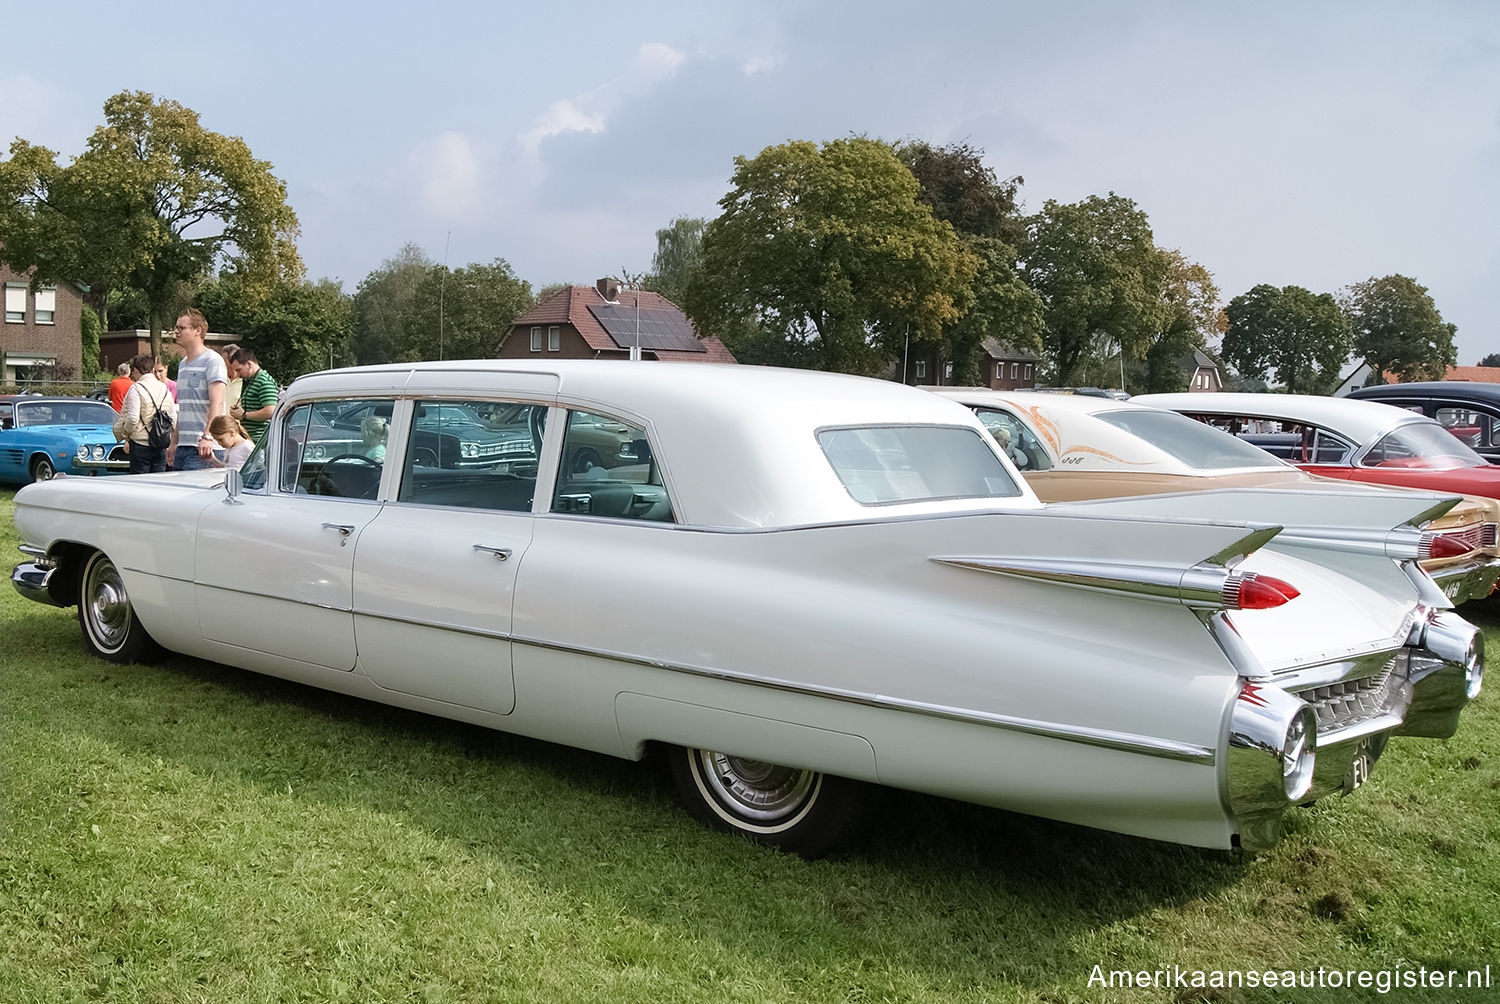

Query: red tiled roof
[[508, 286, 736, 363], [1443, 366, 1500, 384]]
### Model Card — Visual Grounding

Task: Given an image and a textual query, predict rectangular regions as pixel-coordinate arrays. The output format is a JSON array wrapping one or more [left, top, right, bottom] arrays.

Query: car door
[[350, 398, 550, 716], [194, 397, 394, 670]]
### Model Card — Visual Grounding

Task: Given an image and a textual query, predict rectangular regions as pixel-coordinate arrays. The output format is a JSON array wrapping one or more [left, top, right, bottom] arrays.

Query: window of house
[[915, 361, 927, 379], [548, 325, 560, 351], [33, 287, 55, 324], [995, 362, 1003, 381], [530, 326, 542, 352], [4, 284, 25, 323], [1010, 363, 1019, 379], [552, 410, 673, 522], [1024, 364, 1033, 379]]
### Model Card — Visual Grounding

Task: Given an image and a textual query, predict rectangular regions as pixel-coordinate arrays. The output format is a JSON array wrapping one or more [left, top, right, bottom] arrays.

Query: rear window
[[1094, 409, 1286, 470], [817, 425, 1021, 505]]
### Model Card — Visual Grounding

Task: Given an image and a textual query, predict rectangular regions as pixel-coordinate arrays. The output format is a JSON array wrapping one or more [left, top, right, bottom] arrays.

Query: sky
[[4, 1, 1498, 366]]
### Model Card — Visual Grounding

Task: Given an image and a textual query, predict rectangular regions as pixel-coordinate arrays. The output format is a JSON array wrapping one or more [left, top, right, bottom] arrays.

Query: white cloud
[[407, 131, 483, 219], [637, 42, 687, 79], [741, 55, 778, 76], [522, 99, 608, 152]]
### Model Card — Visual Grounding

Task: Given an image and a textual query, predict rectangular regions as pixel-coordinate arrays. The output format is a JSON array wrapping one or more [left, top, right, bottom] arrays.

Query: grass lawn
[[1, 486, 1497, 1003]]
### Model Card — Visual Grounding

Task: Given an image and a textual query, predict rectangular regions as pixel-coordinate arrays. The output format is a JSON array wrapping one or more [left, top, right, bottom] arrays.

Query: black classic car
[[1348, 382, 1500, 464]]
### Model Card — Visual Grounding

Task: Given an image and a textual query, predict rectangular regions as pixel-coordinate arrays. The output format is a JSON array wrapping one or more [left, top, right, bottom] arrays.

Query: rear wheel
[[668, 746, 865, 857], [77, 550, 161, 663], [30, 455, 56, 482]]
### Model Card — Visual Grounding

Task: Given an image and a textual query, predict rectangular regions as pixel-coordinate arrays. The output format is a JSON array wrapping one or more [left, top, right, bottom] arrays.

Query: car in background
[[932, 388, 1500, 604], [10, 361, 1487, 858], [0, 395, 128, 484], [1348, 381, 1500, 464]]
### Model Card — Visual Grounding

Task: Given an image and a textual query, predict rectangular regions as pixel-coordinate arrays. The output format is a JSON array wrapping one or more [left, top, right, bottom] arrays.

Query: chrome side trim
[[508, 633, 1217, 764], [932, 555, 1233, 608]]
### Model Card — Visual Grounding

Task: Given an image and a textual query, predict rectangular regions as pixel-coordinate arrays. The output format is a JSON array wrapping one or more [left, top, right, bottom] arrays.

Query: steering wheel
[[313, 453, 384, 499]]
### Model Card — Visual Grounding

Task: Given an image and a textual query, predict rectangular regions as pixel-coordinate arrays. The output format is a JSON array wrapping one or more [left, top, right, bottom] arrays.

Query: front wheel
[[668, 746, 866, 857], [77, 550, 161, 664], [30, 455, 56, 482]]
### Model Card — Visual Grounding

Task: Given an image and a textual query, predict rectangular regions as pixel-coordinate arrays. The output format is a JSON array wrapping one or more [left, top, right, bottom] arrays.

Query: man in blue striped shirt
[[168, 308, 227, 470]]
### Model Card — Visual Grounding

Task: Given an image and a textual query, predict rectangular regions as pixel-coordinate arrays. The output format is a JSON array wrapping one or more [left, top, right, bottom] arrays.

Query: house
[[899, 337, 1039, 389], [1, 263, 86, 385], [1180, 349, 1222, 392], [499, 281, 737, 363], [100, 328, 240, 373], [1335, 361, 1500, 396]]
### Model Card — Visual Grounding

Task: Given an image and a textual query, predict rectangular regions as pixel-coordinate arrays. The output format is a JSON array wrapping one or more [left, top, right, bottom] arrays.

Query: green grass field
[[2, 487, 1497, 1003]]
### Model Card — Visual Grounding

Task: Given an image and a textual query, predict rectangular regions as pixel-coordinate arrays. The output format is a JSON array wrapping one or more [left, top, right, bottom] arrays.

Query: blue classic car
[[0, 396, 129, 484]]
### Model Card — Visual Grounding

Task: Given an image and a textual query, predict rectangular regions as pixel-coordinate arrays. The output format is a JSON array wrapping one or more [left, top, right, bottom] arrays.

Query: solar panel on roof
[[588, 304, 705, 353]]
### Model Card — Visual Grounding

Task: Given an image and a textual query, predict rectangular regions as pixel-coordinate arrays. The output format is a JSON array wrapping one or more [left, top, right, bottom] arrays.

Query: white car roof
[[929, 387, 1284, 475], [283, 360, 1042, 528], [1134, 391, 1424, 445]]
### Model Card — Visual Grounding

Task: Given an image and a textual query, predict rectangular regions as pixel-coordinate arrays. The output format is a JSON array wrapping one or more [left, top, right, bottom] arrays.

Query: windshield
[[1360, 420, 1487, 470], [1094, 409, 1286, 470], [818, 425, 1021, 504], [16, 400, 117, 427]]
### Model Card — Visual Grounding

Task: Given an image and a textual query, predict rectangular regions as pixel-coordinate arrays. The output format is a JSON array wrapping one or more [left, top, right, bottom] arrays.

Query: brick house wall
[[1, 263, 85, 383]]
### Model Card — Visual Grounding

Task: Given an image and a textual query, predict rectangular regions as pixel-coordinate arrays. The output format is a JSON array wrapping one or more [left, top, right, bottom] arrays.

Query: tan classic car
[[931, 388, 1500, 604]]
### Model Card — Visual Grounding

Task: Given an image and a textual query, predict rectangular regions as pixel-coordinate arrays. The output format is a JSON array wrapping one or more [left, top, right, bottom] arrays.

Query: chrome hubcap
[[696, 751, 816, 822], [86, 560, 130, 650]]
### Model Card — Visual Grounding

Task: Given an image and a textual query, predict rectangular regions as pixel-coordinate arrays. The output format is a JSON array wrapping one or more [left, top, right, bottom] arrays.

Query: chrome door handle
[[473, 545, 512, 560], [322, 522, 355, 546]]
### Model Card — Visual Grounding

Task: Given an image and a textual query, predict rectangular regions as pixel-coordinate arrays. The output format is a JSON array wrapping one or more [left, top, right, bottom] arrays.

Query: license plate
[[1345, 739, 1372, 792]]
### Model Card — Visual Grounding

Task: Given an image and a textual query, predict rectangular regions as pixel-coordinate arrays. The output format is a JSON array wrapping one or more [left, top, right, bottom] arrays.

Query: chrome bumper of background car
[[1226, 608, 1483, 850], [1427, 555, 1500, 604], [71, 457, 129, 474]]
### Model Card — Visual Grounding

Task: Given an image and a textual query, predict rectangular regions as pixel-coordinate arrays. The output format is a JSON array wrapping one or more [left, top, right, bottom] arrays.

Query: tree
[[634, 216, 706, 306], [79, 306, 104, 380], [0, 91, 301, 357], [1221, 284, 1351, 394], [1342, 274, 1456, 384], [895, 142, 1038, 383], [896, 141, 1025, 245], [352, 243, 432, 365], [684, 138, 977, 375], [1020, 194, 1163, 385], [396, 258, 531, 362], [1138, 249, 1224, 393], [1480, 353, 1500, 367], [198, 274, 353, 381]]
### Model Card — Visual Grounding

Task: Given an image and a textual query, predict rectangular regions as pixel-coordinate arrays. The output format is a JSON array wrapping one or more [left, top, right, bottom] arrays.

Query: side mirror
[[224, 467, 243, 503]]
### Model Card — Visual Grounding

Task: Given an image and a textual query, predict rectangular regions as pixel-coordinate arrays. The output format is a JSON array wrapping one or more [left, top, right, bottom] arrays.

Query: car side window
[[397, 399, 545, 513], [971, 408, 1053, 471], [552, 410, 673, 522], [1436, 406, 1495, 450], [279, 398, 394, 499]]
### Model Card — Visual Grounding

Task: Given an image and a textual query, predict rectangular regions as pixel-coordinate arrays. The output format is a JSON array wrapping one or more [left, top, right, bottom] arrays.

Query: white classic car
[[10, 361, 1486, 856]]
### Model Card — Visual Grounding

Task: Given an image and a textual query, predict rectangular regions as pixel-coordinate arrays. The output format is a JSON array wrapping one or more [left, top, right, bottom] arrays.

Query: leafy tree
[[895, 142, 1038, 383], [197, 275, 353, 381], [396, 258, 532, 362], [685, 137, 977, 375], [0, 91, 302, 358], [1020, 194, 1163, 385], [1222, 284, 1351, 394], [632, 216, 706, 306], [352, 243, 432, 364], [1480, 353, 1500, 367], [1137, 249, 1224, 393], [896, 141, 1025, 245], [1342, 274, 1456, 384]]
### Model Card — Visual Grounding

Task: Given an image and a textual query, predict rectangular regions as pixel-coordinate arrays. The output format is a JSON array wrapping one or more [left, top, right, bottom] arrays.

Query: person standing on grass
[[169, 308, 227, 470], [113, 354, 176, 474], [229, 348, 277, 444]]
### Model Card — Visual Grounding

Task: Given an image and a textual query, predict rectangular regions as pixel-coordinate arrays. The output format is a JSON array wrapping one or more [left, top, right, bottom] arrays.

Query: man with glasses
[[168, 308, 227, 470]]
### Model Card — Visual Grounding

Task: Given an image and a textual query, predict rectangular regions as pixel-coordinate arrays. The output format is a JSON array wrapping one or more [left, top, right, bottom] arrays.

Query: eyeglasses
[[172, 325, 191, 332]]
